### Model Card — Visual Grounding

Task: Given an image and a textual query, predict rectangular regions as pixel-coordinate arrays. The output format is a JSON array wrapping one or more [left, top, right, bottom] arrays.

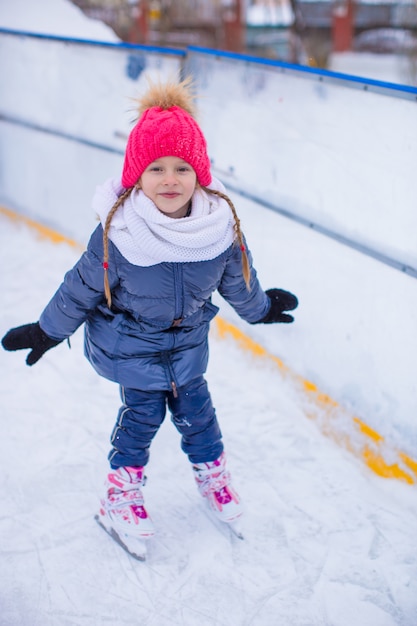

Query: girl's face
[[139, 156, 197, 218]]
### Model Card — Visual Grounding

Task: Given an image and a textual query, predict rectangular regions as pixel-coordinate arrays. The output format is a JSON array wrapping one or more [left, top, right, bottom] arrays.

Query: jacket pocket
[[182, 300, 219, 327]]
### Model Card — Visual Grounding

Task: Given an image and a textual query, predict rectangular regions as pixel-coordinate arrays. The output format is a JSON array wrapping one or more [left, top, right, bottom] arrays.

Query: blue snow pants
[[108, 376, 223, 468]]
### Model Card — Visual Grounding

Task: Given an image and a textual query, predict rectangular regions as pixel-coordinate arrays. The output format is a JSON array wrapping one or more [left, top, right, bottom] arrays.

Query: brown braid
[[102, 186, 136, 308], [202, 186, 251, 291]]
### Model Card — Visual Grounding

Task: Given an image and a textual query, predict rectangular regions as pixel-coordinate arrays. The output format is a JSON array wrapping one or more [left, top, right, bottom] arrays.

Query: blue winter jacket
[[39, 225, 270, 391]]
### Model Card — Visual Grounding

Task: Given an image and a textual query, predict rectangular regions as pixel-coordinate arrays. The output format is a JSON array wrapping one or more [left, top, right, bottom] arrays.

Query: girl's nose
[[162, 171, 178, 185]]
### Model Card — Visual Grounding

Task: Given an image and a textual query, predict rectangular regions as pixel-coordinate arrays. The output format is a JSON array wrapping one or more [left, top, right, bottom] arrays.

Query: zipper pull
[[171, 381, 178, 398]]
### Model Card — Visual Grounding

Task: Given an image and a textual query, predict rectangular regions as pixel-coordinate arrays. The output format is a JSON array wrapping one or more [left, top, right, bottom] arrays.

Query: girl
[[2, 78, 298, 558]]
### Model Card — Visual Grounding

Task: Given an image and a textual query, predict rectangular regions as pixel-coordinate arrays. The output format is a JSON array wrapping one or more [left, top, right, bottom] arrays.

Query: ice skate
[[95, 466, 154, 560], [192, 452, 243, 525]]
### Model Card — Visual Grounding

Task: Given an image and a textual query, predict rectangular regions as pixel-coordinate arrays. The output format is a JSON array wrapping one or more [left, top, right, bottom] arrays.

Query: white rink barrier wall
[[185, 47, 417, 277], [0, 29, 416, 482]]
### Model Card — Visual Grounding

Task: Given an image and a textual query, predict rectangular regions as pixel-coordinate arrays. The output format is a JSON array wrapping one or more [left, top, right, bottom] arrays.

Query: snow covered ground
[[1, 217, 416, 626], [1, 1, 416, 625]]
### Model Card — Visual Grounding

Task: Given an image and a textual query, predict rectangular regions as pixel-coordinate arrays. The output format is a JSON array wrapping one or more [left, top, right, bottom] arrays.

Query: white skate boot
[[95, 466, 154, 560], [192, 452, 243, 525]]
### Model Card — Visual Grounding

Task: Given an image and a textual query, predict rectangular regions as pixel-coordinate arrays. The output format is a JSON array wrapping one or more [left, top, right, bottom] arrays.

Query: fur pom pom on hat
[[121, 78, 212, 188]]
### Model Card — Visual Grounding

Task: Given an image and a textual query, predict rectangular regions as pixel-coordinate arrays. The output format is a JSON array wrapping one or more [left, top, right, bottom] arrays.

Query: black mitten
[[255, 288, 299, 324], [1, 322, 62, 366]]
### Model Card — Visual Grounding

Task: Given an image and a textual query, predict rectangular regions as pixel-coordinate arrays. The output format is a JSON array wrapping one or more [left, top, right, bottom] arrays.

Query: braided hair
[[201, 186, 251, 291], [102, 186, 135, 308]]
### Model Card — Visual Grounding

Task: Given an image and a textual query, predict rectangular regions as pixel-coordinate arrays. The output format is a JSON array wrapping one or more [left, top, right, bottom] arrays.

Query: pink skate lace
[[192, 453, 231, 497], [104, 467, 149, 522], [192, 453, 242, 520]]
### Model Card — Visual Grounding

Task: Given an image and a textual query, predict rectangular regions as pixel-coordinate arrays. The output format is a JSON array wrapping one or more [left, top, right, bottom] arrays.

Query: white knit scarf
[[92, 176, 236, 266]]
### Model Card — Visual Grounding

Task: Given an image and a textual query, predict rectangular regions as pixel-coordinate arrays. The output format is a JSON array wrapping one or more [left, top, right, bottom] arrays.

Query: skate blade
[[227, 520, 244, 540], [204, 504, 245, 540], [94, 514, 148, 561]]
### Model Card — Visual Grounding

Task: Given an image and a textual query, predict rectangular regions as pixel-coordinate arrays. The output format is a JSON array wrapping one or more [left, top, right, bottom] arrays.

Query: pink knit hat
[[121, 104, 212, 188]]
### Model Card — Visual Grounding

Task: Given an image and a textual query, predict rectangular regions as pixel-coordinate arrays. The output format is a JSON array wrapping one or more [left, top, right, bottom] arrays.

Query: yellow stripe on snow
[[0, 206, 83, 250], [213, 317, 416, 486]]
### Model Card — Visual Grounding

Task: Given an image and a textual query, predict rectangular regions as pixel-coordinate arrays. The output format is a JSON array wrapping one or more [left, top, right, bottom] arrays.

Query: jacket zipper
[[161, 351, 179, 398], [172, 263, 184, 323], [161, 265, 183, 398]]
